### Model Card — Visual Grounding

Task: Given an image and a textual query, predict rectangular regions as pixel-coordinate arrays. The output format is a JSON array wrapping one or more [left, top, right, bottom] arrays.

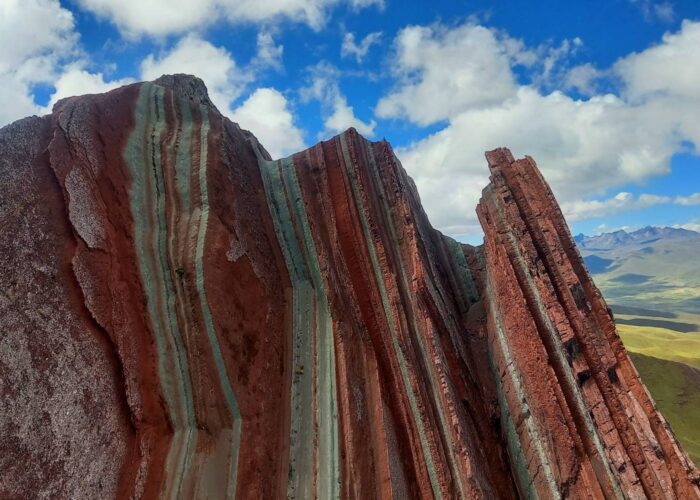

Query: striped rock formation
[[477, 149, 700, 499], [0, 75, 697, 499]]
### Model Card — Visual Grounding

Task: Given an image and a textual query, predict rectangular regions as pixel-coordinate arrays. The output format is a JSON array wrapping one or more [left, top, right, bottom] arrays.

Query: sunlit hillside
[[579, 227, 700, 465]]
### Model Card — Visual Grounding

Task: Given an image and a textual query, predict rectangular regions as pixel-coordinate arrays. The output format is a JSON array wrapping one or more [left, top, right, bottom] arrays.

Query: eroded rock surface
[[0, 76, 697, 499]]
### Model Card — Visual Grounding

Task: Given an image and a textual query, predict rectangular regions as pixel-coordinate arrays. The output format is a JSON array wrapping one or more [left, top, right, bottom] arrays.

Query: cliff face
[[0, 76, 697, 499], [477, 150, 699, 499]]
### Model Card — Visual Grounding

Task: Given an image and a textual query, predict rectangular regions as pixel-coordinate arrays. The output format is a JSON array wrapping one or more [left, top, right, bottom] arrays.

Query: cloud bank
[[379, 20, 700, 236]]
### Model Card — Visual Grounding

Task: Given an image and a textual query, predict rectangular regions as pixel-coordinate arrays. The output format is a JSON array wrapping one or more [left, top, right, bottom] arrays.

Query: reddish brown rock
[[0, 76, 696, 499], [477, 148, 700, 498]]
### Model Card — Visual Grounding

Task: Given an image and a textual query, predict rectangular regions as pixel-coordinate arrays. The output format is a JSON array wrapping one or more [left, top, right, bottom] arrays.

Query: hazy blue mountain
[[577, 226, 700, 251], [576, 226, 700, 314]]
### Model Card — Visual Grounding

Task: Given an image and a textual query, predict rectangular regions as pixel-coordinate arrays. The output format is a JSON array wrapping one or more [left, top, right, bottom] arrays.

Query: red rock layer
[[256, 130, 516, 499], [477, 148, 700, 499], [1, 78, 291, 499], [0, 77, 697, 499]]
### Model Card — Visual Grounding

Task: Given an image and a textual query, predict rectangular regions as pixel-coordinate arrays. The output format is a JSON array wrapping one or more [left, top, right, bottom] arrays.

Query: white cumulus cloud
[[0, 0, 79, 126], [381, 20, 700, 237], [230, 88, 305, 159], [74, 0, 214, 38], [675, 193, 700, 206], [73, 0, 383, 37], [1, 1, 307, 169], [628, 0, 675, 22], [676, 220, 700, 232], [348, 0, 384, 8], [341, 31, 382, 62], [302, 62, 375, 138], [562, 192, 671, 221], [324, 95, 375, 136], [47, 66, 135, 109], [375, 23, 520, 126], [615, 20, 700, 104], [141, 34, 253, 114], [253, 31, 284, 71], [139, 34, 306, 157]]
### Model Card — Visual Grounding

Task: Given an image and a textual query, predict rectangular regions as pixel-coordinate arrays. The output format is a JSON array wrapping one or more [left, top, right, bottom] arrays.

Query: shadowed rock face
[[0, 76, 697, 499]]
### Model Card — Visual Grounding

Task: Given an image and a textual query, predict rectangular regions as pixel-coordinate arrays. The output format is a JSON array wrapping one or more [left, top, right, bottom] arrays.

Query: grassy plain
[[615, 310, 700, 465]]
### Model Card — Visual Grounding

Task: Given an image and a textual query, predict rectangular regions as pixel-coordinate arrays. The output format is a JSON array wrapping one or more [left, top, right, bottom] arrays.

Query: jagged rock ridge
[[0, 75, 697, 499]]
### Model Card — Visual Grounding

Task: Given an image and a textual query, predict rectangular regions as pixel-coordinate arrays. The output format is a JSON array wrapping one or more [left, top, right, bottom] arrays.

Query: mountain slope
[[578, 227, 700, 314], [628, 352, 700, 465]]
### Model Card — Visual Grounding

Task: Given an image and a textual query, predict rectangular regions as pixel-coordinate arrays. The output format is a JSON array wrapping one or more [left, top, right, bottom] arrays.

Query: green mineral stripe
[[443, 236, 480, 306], [193, 106, 241, 500], [337, 134, 442, 499], [482, 243, 535, 497], [260, 159, 309, 281], [486, 302, 536, 499], [484, 185, 624, 499], [155, 93, 194, 500], [258, 156, 317, 500], [279, 155, 340, 500], [165, 95, 199, 499], [482, 185, 561, 499], [362, 141, 467, 499], [174, 97, 193, 217], [124, 83, 197, 497], [485, 268, 558, 499], [488, 324, 537, 500]]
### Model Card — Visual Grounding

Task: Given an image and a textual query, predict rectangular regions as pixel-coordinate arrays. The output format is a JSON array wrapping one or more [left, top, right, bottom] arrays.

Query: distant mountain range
[[575, 226, 700, 251], [576, 226, 700, 314], [578, 226, 700, 463]]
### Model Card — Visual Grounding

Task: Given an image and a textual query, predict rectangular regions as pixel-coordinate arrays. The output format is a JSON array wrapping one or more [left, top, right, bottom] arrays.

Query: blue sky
[[1, 0, 699, 243]]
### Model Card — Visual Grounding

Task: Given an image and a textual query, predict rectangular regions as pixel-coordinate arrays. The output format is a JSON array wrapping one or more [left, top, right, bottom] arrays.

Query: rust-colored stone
[[0, 76, 696, 499]]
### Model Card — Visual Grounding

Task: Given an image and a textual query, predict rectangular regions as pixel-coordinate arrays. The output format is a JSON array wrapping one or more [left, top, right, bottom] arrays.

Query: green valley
[[578, 227, 700, 466]]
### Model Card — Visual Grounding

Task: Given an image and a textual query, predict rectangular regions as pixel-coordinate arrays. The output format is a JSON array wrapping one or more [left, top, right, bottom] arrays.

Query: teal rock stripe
[[125, 83, 197, 497], [474, 246, 537, 497], [260, 157, 315, 500], [193, 105, 242, 500], [488, 323, 537, 500], [173, 95, 192, 217], [280, 154, 340, 500], [443, 237, 480, 308], [482, 185, 561, 499], [484, 268, 559, 499], [361, 139, 469, 498], [162, 91, 199, 500], [256, 151, 340, 500], [125, 84, 241, 499], [337, 134, 443, 499], [483, 185, 624, 498]]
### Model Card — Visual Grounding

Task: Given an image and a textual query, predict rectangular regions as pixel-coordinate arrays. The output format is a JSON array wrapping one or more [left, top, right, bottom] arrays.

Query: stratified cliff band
[[1, 75, 698, 499]]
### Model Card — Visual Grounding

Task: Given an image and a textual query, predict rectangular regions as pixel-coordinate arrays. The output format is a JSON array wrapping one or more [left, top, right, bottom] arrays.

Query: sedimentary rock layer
[[477, 149, 700, 499], [0, 75, 697, 499]]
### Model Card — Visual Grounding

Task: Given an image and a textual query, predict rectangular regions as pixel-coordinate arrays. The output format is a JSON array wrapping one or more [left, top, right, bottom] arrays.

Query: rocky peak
[[153, 73, 215, 107], [1, 79, 698, 499]]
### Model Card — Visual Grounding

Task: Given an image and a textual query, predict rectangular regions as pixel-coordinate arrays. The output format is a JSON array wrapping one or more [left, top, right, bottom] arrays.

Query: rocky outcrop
[[477, 149, 699, 498], [0, 76, 697, 499]]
